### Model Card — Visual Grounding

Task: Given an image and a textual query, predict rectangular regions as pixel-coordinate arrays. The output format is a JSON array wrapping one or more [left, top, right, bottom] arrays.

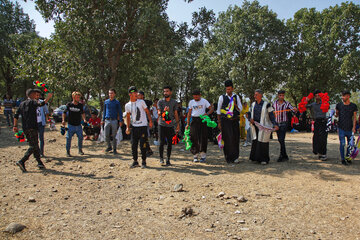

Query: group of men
[[11, 80, 359, 172]]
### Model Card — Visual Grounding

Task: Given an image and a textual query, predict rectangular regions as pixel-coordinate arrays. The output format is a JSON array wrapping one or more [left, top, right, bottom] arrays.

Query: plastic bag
[[97, 126, 105, 143], [115, 127, 123, 145]]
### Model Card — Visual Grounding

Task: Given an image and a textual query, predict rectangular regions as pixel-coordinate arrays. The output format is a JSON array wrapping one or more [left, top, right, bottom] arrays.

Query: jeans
[[66, 124, 83, 152], [159, 125, 175, 159], [4, 109, 13, 126], [246, 127, 252, 143], [338, 128, 352, 160], [104, 119, 118, 150], [131, 126, 148, 162], [38, 122, 45, 155], [276, 122, 288, 157]]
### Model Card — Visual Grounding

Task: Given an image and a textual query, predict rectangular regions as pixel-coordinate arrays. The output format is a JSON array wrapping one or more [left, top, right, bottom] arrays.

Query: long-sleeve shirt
[[272, 100, 295, 123], [103, 99, 123, 121], [15, 98, 46, 130], [249, 100, 278, 126]]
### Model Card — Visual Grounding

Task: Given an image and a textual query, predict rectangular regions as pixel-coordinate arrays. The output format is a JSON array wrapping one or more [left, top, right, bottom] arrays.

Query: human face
[[193, 94, 201, 101], [225, 86, 233, 96], [73, 95, 81, 103], [129, 92, 137, 101], [254, 92, 262, 102], [163, 88, 171, 98], [315, 94, 321, 102], [342, 94, 350, 103], [137, 93, 144, 100], [278, 93, 285, 101], [109, 90, 116, 100]]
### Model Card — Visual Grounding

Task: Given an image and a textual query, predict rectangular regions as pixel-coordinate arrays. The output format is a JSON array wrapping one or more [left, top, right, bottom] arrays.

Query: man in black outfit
[[13, 89, 53, 172]]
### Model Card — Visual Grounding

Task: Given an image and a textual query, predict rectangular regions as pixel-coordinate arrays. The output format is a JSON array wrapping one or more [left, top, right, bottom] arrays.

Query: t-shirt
[[65, 102, 84, 126], [188, 98, 210, 117], [336, 102, 358, 131], [306, 102, 327, 119], [36, 107, 42, 123], [158, 98, 178, 127], [151, 106, 158, 119], [89, 117, 101, 126], [125, 99, 148, 127], [3, 99, 14, 111]]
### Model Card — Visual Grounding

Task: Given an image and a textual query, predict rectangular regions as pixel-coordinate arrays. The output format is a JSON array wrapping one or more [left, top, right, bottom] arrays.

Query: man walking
[[335, 90, 358, 165], [217, 80, 243, 164], [306, 90, 328, 161], [62, 92, 87, 157], [13, 89, 53, 172], [272, 90, 297, 162], [186, 89, 213, 162], [157, 86, 180, 166], [125, 87, 153, 168], [102, 89, 123, 154]]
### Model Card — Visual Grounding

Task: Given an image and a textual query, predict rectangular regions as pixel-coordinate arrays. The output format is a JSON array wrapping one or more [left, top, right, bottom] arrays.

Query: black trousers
[[276, 122, 288, 157], [131, 126, 148, 162], [21, 129, 42, 163], [250, 126, 270, 163], [159, 125, 175, 159], [221, 117, 240, 163], [190, 117, 208, 155], [313, 118, 327, 155]]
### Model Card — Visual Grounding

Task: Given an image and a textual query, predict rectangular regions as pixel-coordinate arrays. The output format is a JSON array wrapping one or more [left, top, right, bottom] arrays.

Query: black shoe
[[105, 147, 112, 153], [66, 151, 71, 157], [165, 160, 171, 166], [277, 156, 283, 162], [16, 161, 27, 172], [37, 162, 46, 169], [141, 162, 147, 169], [130, 161, 139, 168], [146, 150, 153, 157], [342, 160, 349, 166], [79, 150, 84, 155], [113, 150, 118, 155], [160, 158, 164, 164]]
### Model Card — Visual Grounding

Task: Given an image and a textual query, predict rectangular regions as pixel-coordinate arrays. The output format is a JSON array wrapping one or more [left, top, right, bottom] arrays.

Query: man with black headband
[[157, 86, 180, 166], [13, 89, 53, 172], [217, 80, 243, 164], [306, 90, 328, 161]]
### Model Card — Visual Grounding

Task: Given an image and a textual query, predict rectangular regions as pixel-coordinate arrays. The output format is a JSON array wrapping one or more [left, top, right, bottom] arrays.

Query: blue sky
[[15, 0, 350, 38]]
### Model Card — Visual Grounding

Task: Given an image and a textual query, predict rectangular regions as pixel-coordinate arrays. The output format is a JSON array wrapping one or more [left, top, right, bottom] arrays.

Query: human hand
[[274, 125, 279, 131], [126, 128, 131, 135]]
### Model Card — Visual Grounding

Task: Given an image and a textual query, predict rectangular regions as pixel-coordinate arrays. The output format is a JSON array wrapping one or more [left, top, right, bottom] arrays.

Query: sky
[[15, 0, 350, 38]]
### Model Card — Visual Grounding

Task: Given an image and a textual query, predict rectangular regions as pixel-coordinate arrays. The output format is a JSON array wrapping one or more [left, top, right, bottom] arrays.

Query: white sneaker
[[243, 142, 248, 147], [154, 140, 160, 146], [234, 159, 240, 163], [261, 161, 268, 165], [193, 155, 199, 163]]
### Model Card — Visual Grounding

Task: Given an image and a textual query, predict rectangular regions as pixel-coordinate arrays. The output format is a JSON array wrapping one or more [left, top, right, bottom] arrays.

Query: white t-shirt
[[125, 99, 148, 127], [188, 98, 211, 117], [151, 106, 158, 119], [36, 107, 42, 123]]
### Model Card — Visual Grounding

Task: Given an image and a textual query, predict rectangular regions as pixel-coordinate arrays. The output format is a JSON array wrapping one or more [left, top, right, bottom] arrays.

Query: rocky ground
[[1, 115, 360, 240]]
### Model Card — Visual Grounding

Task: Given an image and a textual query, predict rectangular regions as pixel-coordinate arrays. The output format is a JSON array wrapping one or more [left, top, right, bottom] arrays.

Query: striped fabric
[[272, 100, 295, 123]]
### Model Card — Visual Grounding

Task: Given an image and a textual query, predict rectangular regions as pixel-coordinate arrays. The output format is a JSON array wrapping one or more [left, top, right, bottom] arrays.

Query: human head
[[6, 94, 11, 99], [137, 91, 145, 100], [314, 89, 321, 101], [192, 89, 201, 101], [254, 89, 263, 102], [342, 90, 351, 102], [109, 88, 116, 100], [153, 98, 159, 106], [128, 86, 138, 101], [72, 91, 82, 103], [278, 90, 285, 101], [91, 113, 97, 119], [163, 86, 172, 99], [26, 89, 42, 100], [224, 80, 234, 96]]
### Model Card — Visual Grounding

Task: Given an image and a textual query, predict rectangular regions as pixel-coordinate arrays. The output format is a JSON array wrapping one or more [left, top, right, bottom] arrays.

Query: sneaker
[[200, 157, 206, 163], [154, 140, 160, 146], [341, 160, 349, 166], [37, 162, 46, 169], [165, 160, 171, 166], [261, 161, 268, 165], [277, 156, 289, 162], [79, 150, 84, 155], [234, 159, 240, 163], [16, 161, 27, 172], [130, 161, 139, 168], [160, 158, 164, 164], [66, 151, 71, 157], [105, 147, 112, 153], [113, 150, 118, 155], [141, 162, 147, 169], [319, 155, 327, 161], [193, 155, 199, 163]]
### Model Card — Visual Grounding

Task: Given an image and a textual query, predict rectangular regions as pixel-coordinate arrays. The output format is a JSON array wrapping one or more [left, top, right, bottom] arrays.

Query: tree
[[196, 1, 290, 102]]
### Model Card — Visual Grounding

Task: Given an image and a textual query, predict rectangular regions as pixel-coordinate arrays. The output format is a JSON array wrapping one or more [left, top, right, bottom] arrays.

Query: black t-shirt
[[65, 102, 84, 126], [336, 102, 358, 131], [14, 99, 45, 131]]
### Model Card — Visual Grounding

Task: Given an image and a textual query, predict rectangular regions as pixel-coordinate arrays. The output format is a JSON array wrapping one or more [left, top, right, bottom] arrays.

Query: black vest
[[221, 94, 240, 118]]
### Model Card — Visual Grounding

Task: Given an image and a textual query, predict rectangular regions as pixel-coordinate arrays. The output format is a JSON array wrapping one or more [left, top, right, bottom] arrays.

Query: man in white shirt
[[125, 86, 153, 168], [186, 89, 214, 162], [217, 80, 243, 164]]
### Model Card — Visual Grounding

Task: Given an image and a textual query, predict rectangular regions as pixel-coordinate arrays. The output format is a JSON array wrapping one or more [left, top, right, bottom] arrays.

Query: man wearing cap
[[249, 89, 279, 165], [272, 90, 297, 162], [217, 80, 243, 164], [101, 89, 123, 154], [186, 89, 213, 162], [13, 89, 53, 172], [125, 86, 153, 168], [157, 86, 180, 166], [306, 90, 328, 161], [137, 90, 154, 157], [335, 90, 358, 165]]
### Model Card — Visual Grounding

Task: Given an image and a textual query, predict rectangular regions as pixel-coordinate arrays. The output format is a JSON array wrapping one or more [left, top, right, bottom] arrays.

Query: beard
[[164, 94, 170, 98]]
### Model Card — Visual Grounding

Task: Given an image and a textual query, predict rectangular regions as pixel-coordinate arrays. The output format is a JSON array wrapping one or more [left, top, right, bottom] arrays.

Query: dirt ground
[[1, 114, 360, 240]]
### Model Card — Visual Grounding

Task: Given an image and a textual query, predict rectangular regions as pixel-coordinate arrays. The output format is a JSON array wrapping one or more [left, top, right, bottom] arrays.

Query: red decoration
[[298, 92, 329, 113], [172, 134, 180, 145]]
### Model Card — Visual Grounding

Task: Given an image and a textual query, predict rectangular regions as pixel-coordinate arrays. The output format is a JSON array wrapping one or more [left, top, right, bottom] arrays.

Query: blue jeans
[[338, 128, 352, 160], [38, 122, 45, 155], [66, 124, 83, 152], [4, 109, 13, 126]]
